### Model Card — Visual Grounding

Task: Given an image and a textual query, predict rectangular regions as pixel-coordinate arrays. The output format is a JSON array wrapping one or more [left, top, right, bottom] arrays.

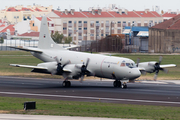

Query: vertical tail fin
[[38, 16, 65, 50]]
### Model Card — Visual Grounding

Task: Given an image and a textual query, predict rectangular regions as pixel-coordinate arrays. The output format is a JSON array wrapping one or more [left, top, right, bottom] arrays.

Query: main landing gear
[[113, 80, 127, 89], [62, 81, 71, 87]]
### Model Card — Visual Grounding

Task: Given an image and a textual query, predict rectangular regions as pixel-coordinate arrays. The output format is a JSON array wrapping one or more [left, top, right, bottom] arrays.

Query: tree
[[64, 36, 72, 44], [51, 31, 64, 43], [0, 37, 4, 44]]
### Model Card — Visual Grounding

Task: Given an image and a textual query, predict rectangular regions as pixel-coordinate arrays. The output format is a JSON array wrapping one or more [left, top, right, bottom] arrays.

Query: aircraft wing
[[160, 64, 177, 68], [63, 68, 72, 73], [138, 67, 146, 71], [9, 46, 43, 53], [10, 64, 47, 69]]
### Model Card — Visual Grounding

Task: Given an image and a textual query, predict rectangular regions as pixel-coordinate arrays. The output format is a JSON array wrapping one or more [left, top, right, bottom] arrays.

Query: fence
[[0, 39, 38, 51]]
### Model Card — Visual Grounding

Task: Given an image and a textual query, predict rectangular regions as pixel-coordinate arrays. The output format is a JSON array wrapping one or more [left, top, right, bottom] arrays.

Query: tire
[[113, 81, 117, 87], [67, 81, 71, 87], [62, 81, 66, 87]]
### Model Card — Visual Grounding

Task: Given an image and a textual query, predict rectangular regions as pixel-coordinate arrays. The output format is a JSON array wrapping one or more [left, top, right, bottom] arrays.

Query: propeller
[[54, 56, 70, 75], [153, 56, 168, 80], [76, 58, 90, 82], [136, 58, 140, 67]]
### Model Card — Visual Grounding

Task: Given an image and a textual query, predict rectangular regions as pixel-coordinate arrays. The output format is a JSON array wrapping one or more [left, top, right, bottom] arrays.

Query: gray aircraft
[[10, 16, 142, 88], [10, 16, 177, 88]]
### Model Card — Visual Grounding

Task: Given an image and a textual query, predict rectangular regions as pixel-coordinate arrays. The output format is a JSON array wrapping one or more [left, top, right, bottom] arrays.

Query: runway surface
[[0, 76, 180, 107]]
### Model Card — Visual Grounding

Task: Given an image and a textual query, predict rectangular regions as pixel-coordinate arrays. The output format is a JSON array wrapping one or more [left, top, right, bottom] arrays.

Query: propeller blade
[[80, 75, 84, 83], [159, 56, 163, 65], [136, 58, 140, 67], [162, 68, 169, 74], [154, 74, 158, 81], [85, 58, 90, 69]]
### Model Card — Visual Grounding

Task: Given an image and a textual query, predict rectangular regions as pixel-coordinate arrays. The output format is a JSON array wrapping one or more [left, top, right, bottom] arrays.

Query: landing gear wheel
[[121, 83, 127, 89], [113, 81, 121, 87], [113, 81, 117, 87], [62, 81, 71, 87], [67, 81, 71, 87]]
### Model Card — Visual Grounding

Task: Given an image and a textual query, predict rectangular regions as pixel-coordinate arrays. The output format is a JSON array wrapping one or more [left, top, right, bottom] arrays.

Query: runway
[[0, 76, 180, 107]]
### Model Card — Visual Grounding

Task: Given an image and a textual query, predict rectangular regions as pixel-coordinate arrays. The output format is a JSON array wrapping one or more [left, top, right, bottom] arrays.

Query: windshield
[[126, 63, 136, 68]]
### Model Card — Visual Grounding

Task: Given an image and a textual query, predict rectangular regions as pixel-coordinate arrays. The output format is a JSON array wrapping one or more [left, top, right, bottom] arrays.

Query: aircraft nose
[[131, 68, 141, 79]]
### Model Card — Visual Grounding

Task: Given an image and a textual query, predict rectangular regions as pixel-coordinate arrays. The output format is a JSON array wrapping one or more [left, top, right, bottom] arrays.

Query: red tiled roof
[[81, 11, 113, 18], [35, 7, 42, 11], [0, 24, 5, 27], [21, 7, 33, 12], [0, 25, 15, 35], [53, 10, 86, 18], [36, 17, 52, 21], [6, 7, 19, 12], [151, 11, 161, 17], [18, 32, 39, 37], [53, 10, 161, 18], [151, 14, 180, 30], [109, 11, 140, 17], [162, 12, 178, 17], [0, 20, 5, 23], [134, 11, 157, 17]]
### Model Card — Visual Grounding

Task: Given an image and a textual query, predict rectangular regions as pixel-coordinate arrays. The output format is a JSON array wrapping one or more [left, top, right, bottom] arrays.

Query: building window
[[69, 21, 72, 23], [84, 21, 87, 23], [118, 21, 121, 23], [78, 21, 82, 23], [51, 24, 54, 27], [63, 27, 67, 30], [63, 21, 67, 23], [84, 27, 87, 30], [122, 21, 126, 27]]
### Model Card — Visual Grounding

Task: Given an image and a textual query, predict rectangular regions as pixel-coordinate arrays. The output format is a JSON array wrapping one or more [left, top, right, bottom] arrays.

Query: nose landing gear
[[113, 80, 127, 89]]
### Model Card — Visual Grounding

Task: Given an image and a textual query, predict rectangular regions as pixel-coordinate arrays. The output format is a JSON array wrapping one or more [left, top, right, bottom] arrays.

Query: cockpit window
[[126, 63, 136, 68]]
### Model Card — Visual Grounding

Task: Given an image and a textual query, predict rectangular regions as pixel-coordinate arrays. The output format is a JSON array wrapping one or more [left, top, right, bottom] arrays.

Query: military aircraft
[[10, 16, 141, 88]]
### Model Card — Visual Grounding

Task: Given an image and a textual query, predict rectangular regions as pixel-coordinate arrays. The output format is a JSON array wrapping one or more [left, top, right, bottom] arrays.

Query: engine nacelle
[[62, 64, 82, 79], [32, 62, 57, 74], [138, 61, 157, 73]]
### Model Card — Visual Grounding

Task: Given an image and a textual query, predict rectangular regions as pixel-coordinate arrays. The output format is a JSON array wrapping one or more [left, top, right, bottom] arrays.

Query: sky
[[0, 0, 180, 12]]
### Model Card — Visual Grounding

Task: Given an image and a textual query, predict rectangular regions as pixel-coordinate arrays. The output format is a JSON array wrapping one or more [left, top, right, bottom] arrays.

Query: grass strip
[[0, 96, 180, 120]]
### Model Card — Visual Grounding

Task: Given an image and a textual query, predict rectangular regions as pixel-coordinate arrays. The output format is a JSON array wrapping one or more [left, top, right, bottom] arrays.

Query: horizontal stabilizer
[[9, 46, 43, 53], [10, 64, 47, 69]]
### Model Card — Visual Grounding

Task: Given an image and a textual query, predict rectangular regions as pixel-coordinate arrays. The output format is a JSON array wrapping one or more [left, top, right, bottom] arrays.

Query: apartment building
[[47, 9, 163, 43], [0, 5, 52, 24]]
